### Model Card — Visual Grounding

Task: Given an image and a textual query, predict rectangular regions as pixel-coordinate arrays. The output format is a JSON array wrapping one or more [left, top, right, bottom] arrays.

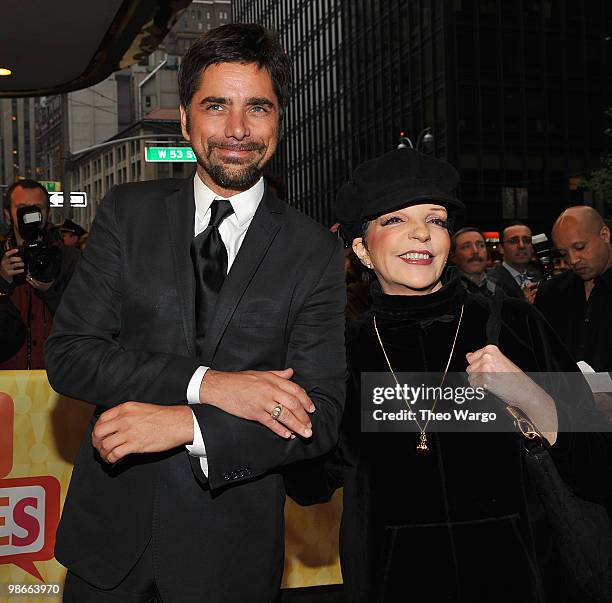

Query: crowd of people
[[0, 21, 611, 603]]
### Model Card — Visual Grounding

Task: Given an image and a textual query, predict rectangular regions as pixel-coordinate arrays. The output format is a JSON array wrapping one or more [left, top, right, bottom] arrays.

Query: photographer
[[0, 179, 79, 369]]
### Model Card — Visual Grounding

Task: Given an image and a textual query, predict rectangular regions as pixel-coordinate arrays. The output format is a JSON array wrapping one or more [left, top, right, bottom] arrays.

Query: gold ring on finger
[[271, 403, 283, 420]]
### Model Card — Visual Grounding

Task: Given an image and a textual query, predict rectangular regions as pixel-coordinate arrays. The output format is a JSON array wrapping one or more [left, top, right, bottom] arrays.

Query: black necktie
[[191, 199, 234, 356]]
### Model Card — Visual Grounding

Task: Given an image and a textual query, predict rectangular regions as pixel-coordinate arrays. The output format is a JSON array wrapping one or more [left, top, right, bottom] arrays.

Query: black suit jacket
[[45, 177, 346, 602], [0, 294, 25, 361], [535, 267, 612, 372], [488, 265, 524, 299]]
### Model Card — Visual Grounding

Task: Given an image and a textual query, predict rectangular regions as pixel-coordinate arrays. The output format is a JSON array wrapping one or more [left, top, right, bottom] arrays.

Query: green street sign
[[39, 180, 61, 192], [145, 147, 196, 162]]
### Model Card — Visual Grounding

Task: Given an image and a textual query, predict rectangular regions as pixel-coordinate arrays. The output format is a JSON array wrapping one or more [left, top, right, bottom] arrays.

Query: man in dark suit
[[489, 221, 538, 302], [45, 24, 346, 602]]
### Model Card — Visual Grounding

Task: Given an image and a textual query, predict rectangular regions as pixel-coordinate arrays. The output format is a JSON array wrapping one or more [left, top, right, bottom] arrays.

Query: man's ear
[[179, 105, 191, 141], [600, 224, 610, 244], [352, 237, 372, 269]]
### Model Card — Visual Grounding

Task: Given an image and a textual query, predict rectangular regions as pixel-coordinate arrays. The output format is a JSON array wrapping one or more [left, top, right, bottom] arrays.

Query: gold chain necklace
[[373, 303, 464, 453]]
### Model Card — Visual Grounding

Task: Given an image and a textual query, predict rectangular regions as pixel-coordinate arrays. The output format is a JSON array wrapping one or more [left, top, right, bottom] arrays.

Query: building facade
[[233, 0, 611, 231], [69, 116, 186, 230], [0, 97, 38, 196], [165, 0, 232, 56], [36, 76, 120, 184], [132, 0, 231, 125]]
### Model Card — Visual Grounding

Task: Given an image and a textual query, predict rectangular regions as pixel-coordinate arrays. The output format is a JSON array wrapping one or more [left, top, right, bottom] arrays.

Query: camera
[[13, 206, 61, 283], [532, 233, 554, 281]]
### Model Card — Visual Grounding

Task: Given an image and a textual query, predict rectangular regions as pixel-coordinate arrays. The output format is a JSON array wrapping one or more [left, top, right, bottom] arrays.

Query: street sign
[[39, 180, 61, 192], [49, 192, 87, 208], [145, 147, 196, 162]]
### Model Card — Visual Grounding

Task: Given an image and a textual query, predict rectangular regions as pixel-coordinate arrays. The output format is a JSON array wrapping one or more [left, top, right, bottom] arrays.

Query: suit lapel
[[200, 189, 285, 363], [165, 177, 196, 356], [501, 266, 523, 296]]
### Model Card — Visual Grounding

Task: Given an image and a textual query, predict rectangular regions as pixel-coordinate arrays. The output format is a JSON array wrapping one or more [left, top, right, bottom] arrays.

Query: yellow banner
[[0, 370, 341, 599]]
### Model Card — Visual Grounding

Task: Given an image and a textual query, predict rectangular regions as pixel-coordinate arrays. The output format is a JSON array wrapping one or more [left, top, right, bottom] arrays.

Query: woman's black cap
[[335, 148, 464, 246]]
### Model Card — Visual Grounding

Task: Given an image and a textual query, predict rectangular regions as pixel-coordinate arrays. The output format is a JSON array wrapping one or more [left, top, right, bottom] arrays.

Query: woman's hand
[[466, 344, 523, 401], [466, 345, 558, 445]]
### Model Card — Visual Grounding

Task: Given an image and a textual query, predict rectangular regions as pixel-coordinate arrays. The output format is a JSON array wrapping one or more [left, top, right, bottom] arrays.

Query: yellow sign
[[0, 371, 342, 599]]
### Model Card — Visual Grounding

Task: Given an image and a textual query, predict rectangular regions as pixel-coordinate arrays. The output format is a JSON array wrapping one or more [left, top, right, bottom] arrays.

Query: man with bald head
[[535, 206, 612, 372]]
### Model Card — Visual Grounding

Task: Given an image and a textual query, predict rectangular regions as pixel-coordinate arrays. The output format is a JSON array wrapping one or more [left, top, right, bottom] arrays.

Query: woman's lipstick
[[398, 250, 434, 265]]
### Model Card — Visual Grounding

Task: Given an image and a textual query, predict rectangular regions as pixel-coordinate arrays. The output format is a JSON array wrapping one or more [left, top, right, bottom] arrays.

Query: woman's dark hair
[[178, 23, 291, 122], [361, 220, 372, 249]]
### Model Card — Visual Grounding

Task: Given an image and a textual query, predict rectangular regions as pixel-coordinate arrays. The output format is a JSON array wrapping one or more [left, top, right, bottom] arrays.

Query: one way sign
[[49, 192, 88, 208]]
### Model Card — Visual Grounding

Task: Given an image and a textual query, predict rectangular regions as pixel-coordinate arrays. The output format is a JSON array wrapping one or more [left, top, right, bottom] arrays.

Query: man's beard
[[196, 140, 268, 191], [205, 161, 262, 191]]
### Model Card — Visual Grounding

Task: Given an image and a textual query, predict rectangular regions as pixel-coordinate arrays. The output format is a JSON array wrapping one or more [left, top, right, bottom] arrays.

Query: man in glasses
[[489, 221, 539, 303]]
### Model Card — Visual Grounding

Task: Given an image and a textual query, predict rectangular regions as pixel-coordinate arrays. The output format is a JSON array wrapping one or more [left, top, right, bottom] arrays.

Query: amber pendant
[[416, 432, 429, 453]]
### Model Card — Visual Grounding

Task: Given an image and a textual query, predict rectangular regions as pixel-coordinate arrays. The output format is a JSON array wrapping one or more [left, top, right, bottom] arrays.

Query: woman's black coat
[[286, 277, 611, 603]]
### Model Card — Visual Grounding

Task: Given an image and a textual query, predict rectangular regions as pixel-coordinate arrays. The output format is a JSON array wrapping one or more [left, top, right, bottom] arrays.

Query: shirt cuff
[[186, 409, 208, 477], [186, 366, 209, 404]]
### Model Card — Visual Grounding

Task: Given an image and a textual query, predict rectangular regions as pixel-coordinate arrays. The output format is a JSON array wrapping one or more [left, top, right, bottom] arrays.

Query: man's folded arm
[[190, 239, 346, 490], [44, 188, 200, 408]]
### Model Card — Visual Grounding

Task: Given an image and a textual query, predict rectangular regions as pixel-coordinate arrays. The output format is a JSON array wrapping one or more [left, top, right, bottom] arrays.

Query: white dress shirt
[[184, 174, 265, 474]]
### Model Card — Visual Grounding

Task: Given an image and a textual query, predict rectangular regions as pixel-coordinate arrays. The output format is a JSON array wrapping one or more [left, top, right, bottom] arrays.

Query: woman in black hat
[[287, 149, 611, 602]]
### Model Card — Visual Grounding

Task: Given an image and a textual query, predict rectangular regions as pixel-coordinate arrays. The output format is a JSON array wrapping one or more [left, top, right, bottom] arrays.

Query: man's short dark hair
[[178, 23, 291, 121], [451, 226, 485, 253], [5, 179, 50, 210], [500, 221, 530, 244]]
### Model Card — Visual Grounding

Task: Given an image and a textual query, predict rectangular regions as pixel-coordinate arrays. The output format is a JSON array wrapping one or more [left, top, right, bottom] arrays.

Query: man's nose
[[225, 110, 249, 139]]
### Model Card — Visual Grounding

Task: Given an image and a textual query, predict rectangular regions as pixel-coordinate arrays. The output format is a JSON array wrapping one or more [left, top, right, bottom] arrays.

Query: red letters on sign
[[12, 497, 40, 547]]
